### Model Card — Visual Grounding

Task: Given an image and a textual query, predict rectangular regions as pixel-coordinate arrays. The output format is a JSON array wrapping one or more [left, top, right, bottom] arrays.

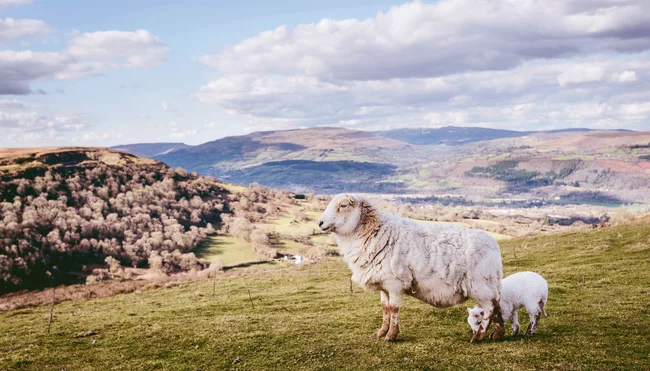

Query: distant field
[[1, 222, 648, 369], [194, 236, 263, 266]]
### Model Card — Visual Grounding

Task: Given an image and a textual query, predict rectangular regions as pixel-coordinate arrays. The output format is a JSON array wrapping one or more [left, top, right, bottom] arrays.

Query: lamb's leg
[[540, 299, 548, 317], [385, 291, 403, 342], [511, 310, 520, 336], [525, 310, 542, 337], [376, 291, 390, 338]]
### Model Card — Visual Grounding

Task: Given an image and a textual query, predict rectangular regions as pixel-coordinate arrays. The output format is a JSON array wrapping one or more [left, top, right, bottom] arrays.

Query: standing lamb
[[318, 193, 506, 342], [468, 271, 548, 337]]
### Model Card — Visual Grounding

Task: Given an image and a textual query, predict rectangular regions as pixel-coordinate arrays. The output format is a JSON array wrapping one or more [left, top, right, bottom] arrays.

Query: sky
[[1, 0, 650, 147]]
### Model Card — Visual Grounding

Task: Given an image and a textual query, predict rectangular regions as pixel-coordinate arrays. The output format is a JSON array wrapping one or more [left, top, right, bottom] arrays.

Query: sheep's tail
[[539, 299, 547, 317]]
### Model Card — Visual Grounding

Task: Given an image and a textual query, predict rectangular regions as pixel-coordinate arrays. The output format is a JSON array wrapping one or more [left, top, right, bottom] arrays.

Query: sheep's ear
[[467, 307, 472, 314]]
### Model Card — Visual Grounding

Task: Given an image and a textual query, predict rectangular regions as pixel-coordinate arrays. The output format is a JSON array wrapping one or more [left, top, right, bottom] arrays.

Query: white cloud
[[0, 17, 49, 41], [169, 127, 197, 140], [0, 98, 27, 109], [611, 70, 637, 83], [424, 111, 469, 127], [557, 65, 605, 87], [564, 103, 610, 119], [0, 0, 33, 7], [66, 30, 168, 68], [0, 110, 89, 132], [619, 102, 650, 121], [200, 0, 650, 80], [1, 30, 170, 94], [195, 0, 650, 132]]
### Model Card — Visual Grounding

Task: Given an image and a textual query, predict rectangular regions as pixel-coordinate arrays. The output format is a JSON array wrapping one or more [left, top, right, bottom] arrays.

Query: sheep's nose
[[318, 220, 324, 227]]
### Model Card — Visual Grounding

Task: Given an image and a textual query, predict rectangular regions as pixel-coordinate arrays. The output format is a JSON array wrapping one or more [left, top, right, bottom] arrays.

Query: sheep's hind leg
[[385, 291, 403, 342], [490, 299, 506, 340], [376, 291, 390, 339]]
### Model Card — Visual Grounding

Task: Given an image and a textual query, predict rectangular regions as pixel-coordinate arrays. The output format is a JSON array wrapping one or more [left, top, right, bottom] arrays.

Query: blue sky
[[2, 0, 650, 147]]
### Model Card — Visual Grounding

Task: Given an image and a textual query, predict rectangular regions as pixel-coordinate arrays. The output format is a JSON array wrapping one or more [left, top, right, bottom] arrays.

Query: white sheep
[[318, 193, 506, 342], [468, 271, 548, 337]]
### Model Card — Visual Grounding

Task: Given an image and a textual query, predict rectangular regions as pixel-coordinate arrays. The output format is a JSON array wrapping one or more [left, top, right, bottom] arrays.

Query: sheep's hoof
[[376, 328, 389, 339], [491, 326, 505, 340], [384, 333, 398, 342], [470, 335, 483, 343]]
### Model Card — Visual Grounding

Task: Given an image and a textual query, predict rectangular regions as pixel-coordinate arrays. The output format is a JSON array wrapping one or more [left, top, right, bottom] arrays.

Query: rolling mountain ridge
[[112, 126, 650, 203]]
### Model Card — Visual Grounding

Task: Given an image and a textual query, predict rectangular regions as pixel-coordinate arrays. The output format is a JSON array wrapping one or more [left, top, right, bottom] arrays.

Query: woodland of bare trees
[[0, 163, 228, 294]]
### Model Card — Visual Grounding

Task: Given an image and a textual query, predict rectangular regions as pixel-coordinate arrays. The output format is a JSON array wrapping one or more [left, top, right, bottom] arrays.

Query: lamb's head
[[319, 193, 380, 236], [467, 307, 484, 334]]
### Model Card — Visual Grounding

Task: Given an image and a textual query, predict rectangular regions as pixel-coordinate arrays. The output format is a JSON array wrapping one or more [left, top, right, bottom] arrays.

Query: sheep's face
[[467, 307, 484, 334], [318, 194, 362, 236]]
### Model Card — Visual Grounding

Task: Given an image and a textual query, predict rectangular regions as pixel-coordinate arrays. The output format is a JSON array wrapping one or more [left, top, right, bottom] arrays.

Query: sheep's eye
[[339, 203, 348, 209]]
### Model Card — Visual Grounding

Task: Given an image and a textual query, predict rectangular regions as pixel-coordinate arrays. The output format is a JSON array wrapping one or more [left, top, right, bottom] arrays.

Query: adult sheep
[[318, 193, 505, 342]]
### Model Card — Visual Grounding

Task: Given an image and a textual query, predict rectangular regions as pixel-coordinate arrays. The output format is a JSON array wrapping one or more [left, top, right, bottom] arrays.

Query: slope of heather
[[0, 148, 228, 294]]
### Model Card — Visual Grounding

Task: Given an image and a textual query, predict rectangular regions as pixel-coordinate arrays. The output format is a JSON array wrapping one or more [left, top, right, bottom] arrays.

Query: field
[[2, 221, 649, 370]]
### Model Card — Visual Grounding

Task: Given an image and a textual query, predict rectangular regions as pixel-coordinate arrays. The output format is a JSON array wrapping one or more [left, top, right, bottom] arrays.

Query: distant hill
[[110, 127, 650, 203], [152, 127, 411, 189], [372, 126, 614, 145], [110, 142, 190, 159]]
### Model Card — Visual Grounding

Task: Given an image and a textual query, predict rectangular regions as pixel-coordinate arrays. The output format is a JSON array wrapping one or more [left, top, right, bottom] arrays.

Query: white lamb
[[318, 193, 506, 342], [468, 271, 548, 337]]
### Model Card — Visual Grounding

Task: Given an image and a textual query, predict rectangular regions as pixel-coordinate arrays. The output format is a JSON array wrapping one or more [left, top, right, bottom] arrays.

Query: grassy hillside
[[2, 221, 649, 370]]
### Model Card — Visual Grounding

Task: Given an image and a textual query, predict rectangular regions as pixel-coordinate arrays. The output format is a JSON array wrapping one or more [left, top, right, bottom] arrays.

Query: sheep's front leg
[[385, 291, 403, 342], [490, 299, 506, 340], [376, 291, 390, 338]]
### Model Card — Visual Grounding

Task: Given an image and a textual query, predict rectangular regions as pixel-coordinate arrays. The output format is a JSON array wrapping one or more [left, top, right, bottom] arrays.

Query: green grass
[[195, 210, 325, 266], [194, 235, 263, 266], [2, 223, 650, 370], [266, 215, 318, 236]]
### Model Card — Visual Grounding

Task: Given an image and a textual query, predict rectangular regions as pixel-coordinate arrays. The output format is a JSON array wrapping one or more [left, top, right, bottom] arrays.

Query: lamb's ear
[[467, 307, 472, 314]]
